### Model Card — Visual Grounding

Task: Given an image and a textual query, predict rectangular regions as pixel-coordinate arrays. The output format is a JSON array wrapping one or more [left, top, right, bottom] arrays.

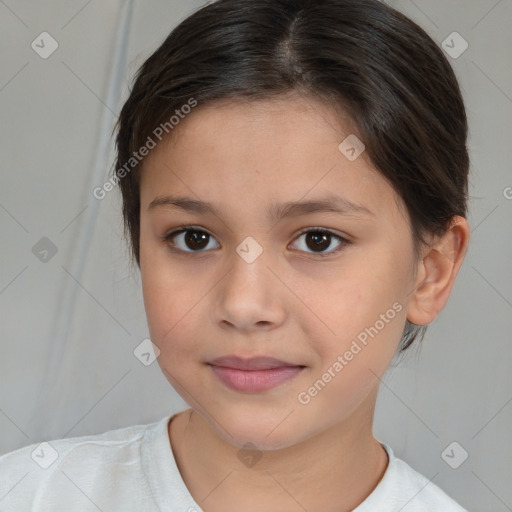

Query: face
[[139, 94, 419, 451]]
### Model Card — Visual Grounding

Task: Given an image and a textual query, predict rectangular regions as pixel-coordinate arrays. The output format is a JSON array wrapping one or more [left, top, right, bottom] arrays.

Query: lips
[[208, 356, 306, 393], [209, 355, 302, 371]]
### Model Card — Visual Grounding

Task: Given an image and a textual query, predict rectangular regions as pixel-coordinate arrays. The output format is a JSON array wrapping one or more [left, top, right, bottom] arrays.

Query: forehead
[[140, 95, 407, 226], [159, 94, 354, 161]]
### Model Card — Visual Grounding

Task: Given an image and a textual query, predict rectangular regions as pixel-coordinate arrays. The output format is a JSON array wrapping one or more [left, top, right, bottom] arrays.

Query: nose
[[211, 246, 287, 333]]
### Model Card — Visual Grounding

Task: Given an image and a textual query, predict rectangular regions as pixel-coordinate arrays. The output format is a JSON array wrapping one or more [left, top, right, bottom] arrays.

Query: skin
[[138, 93, 470, 512]]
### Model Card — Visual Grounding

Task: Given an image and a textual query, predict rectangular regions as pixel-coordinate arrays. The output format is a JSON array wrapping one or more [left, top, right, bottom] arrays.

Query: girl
[[0, 1, 470, 510]]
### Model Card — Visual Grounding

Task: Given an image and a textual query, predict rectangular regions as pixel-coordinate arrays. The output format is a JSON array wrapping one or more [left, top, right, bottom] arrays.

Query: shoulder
[[391, 455, 467, 511], [0, 416, 169, 510], [355, 443, 468, 512]]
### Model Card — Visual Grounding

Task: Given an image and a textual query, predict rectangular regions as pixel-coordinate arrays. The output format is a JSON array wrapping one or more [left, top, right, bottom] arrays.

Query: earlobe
[[406, 216, 470, 326]]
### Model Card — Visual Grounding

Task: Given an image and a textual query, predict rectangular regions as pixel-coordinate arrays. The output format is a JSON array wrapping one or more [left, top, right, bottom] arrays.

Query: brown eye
[[164, 228, 220, 252], [292, 229, 347, 257], [184, 230, 209, 250], [305, 231, 331, 252]]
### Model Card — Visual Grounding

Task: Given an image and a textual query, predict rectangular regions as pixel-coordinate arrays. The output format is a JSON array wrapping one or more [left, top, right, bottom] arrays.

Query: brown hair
[[113, 0, 469, 351]]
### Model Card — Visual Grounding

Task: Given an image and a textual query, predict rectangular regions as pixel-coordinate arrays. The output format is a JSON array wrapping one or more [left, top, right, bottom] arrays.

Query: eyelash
[[162, 225, 350, 258]]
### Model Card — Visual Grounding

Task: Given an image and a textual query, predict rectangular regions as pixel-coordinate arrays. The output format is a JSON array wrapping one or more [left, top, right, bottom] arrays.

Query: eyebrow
[[147, 194, 374, 220]]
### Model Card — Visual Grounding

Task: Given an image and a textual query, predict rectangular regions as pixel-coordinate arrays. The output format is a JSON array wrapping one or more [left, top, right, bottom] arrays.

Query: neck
[[169, 391, 388, 512]]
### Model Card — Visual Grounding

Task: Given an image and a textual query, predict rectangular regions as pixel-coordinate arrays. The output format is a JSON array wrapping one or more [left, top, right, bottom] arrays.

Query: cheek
[[140, 241, 198, 348], [298, 276, 407, 419], [142, 275, 193, 340], [139, 244, 222, 385], [304, 251, 411, 368]]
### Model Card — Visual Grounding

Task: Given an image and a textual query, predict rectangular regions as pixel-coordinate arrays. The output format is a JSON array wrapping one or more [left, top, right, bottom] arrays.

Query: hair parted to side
[[113, 0, 469, 352]]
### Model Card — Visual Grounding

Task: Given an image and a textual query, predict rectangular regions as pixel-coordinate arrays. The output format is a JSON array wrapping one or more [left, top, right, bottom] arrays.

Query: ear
[[406, 216, 470, 326]]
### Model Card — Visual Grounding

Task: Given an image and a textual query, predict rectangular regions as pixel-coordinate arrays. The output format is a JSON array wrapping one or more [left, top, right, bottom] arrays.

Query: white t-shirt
[[0, 413, 467, 511]]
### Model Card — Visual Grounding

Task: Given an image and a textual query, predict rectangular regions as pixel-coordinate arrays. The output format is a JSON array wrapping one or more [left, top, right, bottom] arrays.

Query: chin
[[204, 408, 313, 452]]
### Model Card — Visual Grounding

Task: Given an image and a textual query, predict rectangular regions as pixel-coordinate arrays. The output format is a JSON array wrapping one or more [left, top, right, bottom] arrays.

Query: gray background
[[1, 1, 511, 510]]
